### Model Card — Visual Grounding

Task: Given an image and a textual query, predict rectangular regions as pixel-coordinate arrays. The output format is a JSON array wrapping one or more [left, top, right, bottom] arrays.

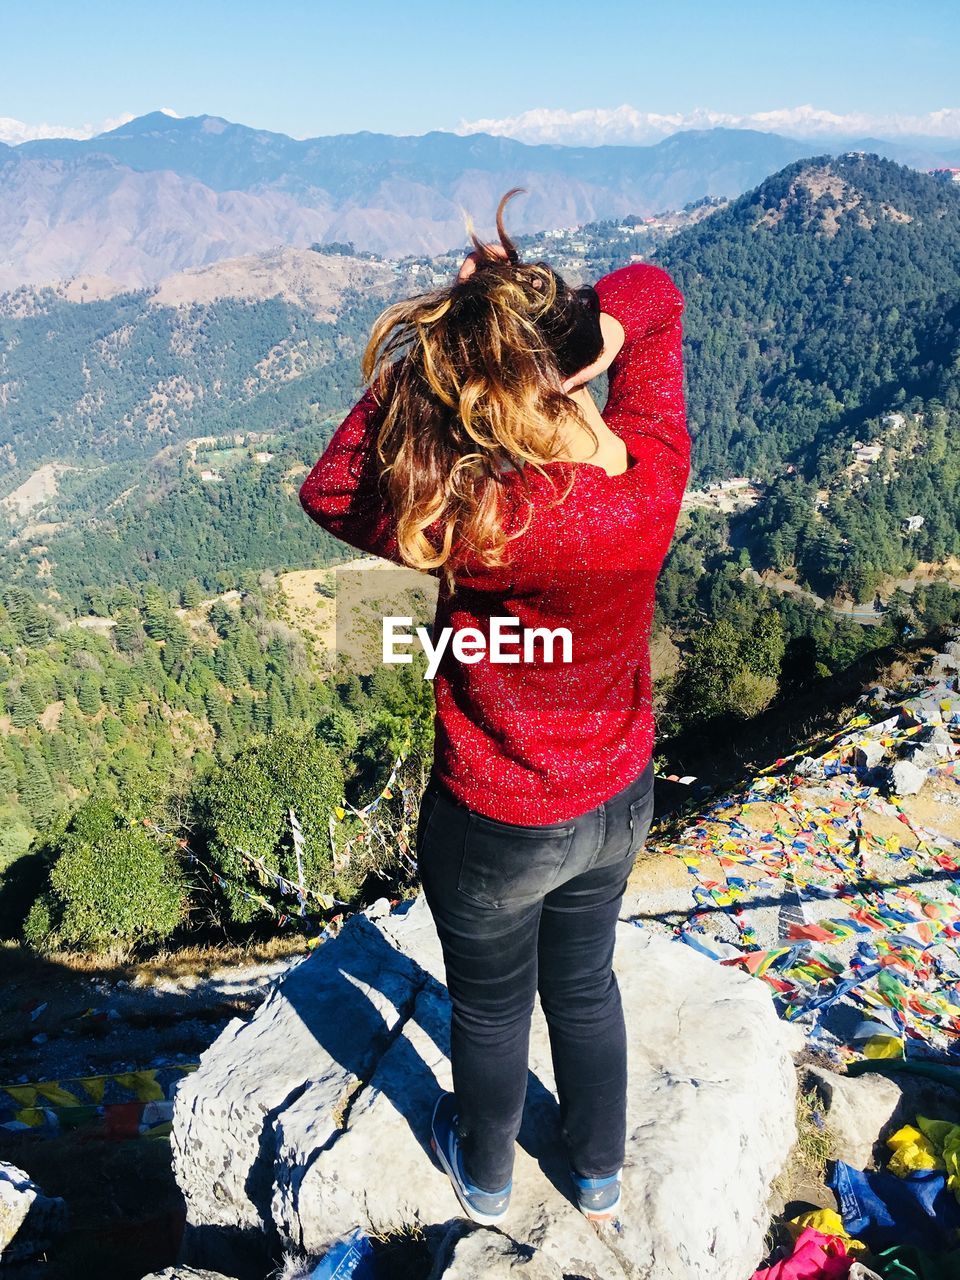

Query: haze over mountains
[[2, 109, 959, 288]]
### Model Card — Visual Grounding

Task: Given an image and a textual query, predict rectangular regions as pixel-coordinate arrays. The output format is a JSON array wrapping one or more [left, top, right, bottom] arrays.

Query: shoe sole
[[581, 1198, 621, 1222], [429, 1120, 510, 1227]]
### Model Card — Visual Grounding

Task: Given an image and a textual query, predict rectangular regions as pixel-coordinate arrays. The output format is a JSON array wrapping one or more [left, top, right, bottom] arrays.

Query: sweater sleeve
[[298, 386, 403, 564], [593, 263, 691, 484]]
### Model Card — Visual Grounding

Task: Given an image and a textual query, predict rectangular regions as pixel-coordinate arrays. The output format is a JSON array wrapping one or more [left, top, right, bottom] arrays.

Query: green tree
[[77, 672, 102, 715], [11, 688, 39, 729], [197, 729, 345, 924], [23, 798, 187, 956]]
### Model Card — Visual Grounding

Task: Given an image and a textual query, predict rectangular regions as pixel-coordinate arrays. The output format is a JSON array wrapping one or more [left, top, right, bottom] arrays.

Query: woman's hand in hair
[[456, 243, 509, 282], [561, 311, 625, 393]]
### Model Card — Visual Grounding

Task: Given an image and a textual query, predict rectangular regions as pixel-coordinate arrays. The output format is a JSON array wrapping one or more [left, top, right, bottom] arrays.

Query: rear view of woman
[[299, 189, 689, 1226]]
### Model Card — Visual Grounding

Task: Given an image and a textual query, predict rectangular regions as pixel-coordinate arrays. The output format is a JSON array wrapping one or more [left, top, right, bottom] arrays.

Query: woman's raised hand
[[457, 243, 509, 282]]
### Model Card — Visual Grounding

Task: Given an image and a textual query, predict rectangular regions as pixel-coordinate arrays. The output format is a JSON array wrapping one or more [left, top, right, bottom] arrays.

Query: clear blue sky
[[4, 0, 958, 138]]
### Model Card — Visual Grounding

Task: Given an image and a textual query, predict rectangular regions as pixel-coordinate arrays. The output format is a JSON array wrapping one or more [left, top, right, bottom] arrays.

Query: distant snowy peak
[[455, 104, 960, 147]]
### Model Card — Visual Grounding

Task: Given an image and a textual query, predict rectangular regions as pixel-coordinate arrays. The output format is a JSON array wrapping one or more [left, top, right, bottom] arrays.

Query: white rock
[[140, 1270, 236, 1279], [435, 1224, 565, 1277], [172, 895, 800, 1280], [889, 759, 929, 796], [904, 743, 946, 770], [803, 1068, 902, 1170], [362, 895, 395, 921], [854, 740, 886, 771], [917, 725, 956, 759], [0, 1160, 67, 1263]]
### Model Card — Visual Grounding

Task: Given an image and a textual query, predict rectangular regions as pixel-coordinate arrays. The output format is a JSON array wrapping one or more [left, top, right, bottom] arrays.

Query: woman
[[299, 189, 689, 1227]]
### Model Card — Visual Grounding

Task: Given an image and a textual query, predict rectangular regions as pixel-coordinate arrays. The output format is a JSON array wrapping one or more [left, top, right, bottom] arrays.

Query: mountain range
[[2, 110, 958, 288]]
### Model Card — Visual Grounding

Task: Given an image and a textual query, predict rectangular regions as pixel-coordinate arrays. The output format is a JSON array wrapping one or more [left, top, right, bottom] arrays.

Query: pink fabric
[[300, 263, 690, 823], [750, 1228, 857, 1280]]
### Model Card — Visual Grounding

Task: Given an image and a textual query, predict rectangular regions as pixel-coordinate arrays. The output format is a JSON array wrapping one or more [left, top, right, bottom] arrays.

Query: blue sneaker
[[570, 1166, 622, 1221], [430, 1092, 512, 1225]]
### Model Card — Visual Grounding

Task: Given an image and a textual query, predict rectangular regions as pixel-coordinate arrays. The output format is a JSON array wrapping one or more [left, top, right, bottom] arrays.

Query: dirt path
[[743, 558, 960, 627]]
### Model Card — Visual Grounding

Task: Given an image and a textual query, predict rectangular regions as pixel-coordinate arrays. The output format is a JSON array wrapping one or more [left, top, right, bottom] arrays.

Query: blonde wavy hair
[[361, 188, 603, 589]]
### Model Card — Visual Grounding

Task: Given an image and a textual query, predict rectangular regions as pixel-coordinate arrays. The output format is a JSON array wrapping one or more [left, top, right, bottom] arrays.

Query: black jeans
[[416, 757, 656, 1192]]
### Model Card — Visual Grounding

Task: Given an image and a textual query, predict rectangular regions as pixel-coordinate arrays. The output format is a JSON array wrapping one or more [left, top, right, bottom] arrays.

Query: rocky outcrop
[[140, 1270, 236, 1280], [170, 893, 802, 1280], [0, 1160, 67, 1263]]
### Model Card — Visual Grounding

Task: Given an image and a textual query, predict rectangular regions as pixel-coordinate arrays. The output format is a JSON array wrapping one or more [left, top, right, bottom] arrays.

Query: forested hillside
[[0, 253, 403, 472], [657, 154, 960, 474], [662, 154, 960, 598], [0, 423, 348, 605]]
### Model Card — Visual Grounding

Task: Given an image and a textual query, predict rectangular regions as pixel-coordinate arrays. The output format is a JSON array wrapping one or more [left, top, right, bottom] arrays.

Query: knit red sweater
[[299, 262, 690, 824]]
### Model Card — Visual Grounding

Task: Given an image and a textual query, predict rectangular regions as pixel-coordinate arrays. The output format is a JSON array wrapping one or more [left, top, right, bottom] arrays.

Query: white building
[[901, 514, 925, 532], [852, 443, 883, 463]]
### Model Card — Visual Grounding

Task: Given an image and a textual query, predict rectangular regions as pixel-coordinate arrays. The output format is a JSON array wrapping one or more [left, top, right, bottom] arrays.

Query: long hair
[[361, 188, 604, 589]]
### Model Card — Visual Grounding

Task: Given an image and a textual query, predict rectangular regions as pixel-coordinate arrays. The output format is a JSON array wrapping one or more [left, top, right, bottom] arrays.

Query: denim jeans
[[416, 756, 656, 1192]]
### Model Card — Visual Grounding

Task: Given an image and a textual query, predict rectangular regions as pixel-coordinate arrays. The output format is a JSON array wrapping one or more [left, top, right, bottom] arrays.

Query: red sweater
[[299, 263, 690, 824]]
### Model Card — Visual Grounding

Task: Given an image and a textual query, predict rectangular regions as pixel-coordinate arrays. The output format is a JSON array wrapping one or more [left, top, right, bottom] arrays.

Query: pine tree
[[77, 672, 102, 716], [19, 747, 56, 820], [11, 689, 39, 729]]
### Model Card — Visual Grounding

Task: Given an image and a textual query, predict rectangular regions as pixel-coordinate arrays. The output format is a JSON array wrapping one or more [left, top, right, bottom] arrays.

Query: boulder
[[854, 740, 886, 772], [903, 742, 946, 770], [899, 682, 958, 727], [172, 894, 801, 1280], [0, 1160, 67, 1263], [803, 1064, 960, 1173], [803, 1068, 903, 1170], [140, 1270, 236, 1280], [431, 1224, 565, 1278], [916, 724, 956, 759], [889, 759, 929, 796]]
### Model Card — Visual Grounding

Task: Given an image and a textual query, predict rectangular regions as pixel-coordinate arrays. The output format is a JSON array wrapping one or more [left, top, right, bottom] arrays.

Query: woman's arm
[[298, 387, 404, 564], [592, 263, 689, 470]]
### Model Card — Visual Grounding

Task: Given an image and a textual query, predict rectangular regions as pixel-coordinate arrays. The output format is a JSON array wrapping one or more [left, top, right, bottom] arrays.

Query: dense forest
[[0, 279, 397, 471], [0, 421, 348, 605]]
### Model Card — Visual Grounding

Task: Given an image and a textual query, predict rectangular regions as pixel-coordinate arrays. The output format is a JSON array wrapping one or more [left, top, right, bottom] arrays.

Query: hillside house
[[200, 469, 224, 483], [881, 413, 906, 429], [852, 442, 883, 463], [901, 514, 925, 532]]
